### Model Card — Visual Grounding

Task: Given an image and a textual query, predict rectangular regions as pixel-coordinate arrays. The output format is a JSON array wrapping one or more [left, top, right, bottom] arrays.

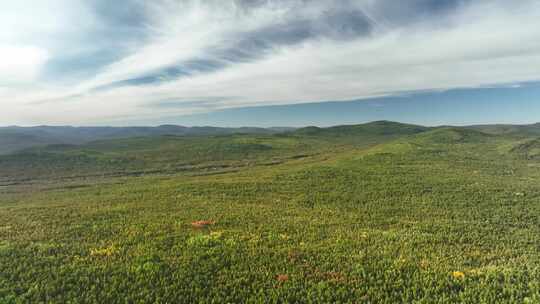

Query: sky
[[1, 0, 540, 127]]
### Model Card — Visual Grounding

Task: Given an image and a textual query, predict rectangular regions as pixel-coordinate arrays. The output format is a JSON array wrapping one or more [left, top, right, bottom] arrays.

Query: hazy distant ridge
[[0, 125, 293, 155], [1, 121, 540, 156]]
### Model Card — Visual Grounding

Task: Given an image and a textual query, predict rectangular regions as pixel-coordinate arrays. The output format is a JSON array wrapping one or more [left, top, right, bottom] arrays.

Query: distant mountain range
[[0, 125, 295, 155], [1, 121, 539, 155]]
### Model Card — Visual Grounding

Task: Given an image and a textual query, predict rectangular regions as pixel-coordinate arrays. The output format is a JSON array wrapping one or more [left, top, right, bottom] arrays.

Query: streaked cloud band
[[1, 0, 539, 125]]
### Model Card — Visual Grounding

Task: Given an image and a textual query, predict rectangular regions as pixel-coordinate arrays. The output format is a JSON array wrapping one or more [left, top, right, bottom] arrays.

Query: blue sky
[[1, 0, 539, 126], [133, 83, 540, 127]]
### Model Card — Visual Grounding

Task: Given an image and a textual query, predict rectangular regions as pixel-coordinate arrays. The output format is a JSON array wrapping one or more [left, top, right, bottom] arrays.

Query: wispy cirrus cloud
[[1, 0, 540, 125]]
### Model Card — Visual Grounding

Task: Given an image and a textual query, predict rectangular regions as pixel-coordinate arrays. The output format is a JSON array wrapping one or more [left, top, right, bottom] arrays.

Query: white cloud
[[77, 0, 309, 90], [1, 0, 540, 125], [0, 0, 86, 85], [0, 46, 49, 84]]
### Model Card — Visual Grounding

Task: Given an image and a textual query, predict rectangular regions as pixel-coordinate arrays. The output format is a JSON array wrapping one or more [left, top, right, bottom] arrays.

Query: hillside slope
[[0, 121, 429, 182], [0, 125, 281, 155], [468, 123, 540, 136], [293, 120, 429, 137], [411, 127, 493, 144], [2, 122, 540, 302], [511, 138, 540, 159]]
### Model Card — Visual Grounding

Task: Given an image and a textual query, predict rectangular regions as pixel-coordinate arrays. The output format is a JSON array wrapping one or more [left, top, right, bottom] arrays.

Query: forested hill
[[0, 125, 294, 155]]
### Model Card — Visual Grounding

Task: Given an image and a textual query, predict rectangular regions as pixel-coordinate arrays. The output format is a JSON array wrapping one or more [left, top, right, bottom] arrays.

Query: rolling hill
[[0, 121, 427, 182], [411, 127, 493, 144], [2, 121, 540, 302], [0, 125, 286, 155], [1, 121, 538, 183], [511, 138, 540, 159], [293, 120, 429, 137], [468, 123, 540, 136]]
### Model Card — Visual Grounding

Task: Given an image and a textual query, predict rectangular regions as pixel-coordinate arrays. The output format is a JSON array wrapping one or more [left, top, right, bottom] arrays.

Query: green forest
[[2, 121, 540, 303]]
